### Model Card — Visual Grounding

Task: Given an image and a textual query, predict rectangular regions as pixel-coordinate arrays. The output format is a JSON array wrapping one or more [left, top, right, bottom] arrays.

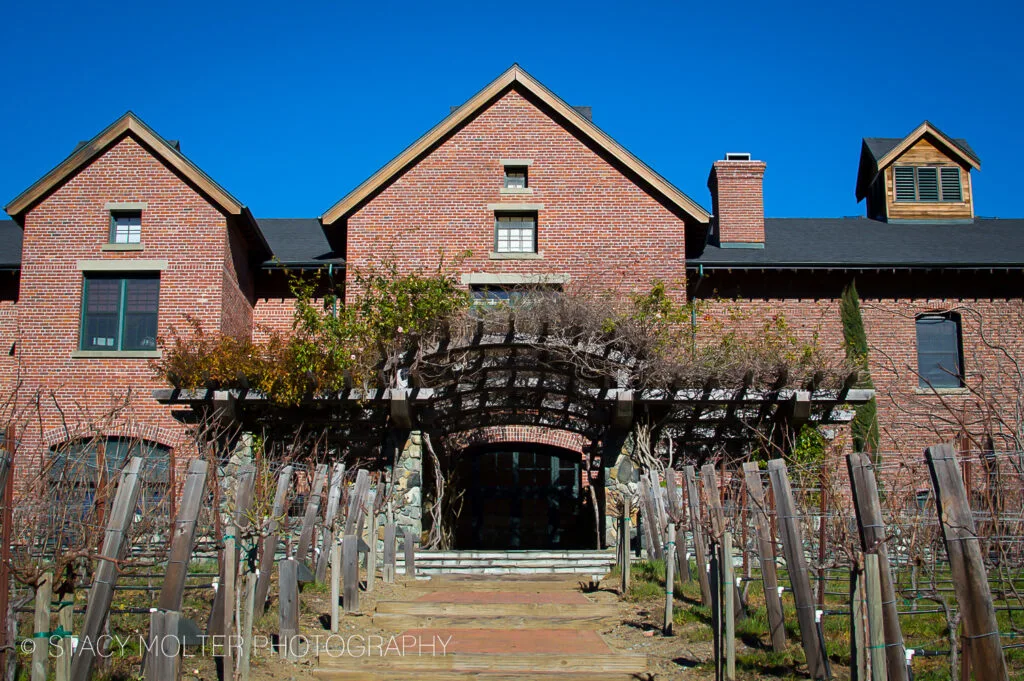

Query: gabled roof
[[5, 112, 246, 218], [321, 64, 710, 225], [688, 217, 1024, 269], [856, 121, 982, 201]]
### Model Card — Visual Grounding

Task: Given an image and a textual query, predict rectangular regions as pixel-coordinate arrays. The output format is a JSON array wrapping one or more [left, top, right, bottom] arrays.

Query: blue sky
[[1, 1, 1020, 219]]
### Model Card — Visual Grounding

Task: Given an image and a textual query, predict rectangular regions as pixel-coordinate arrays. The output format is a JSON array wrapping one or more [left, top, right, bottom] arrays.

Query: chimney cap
[[724, 152, 752, 161]]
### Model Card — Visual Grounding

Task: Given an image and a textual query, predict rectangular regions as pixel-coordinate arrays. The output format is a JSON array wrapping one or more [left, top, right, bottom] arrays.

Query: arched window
[[49, 437, 171, 515]]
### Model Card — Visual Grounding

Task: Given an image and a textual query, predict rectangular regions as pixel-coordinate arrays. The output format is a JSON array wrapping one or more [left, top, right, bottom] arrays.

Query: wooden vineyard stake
[[144, 458, 209, 679], [767, 459, 826, 680], [684, 465, 713, 607], [620, 496, 631, 594], [850, 557, 867, 681], [366, 497, 378, 593], [239, 571, 257, 681], [865, 553, 887, 681], [663, 523, 675, 635], [710, 542, 722, 681], [383, 523, 397, 583], [665, 469, 691, 582], [296, 463, 328, 564], [71, 457, 144, 681], [741, 462, 786, 651], [344, 469, 371, 537], [343, 534, 360, 613], [846, 452, 908, 681], [207, 464, 255, 650], [403, 528, 417, 578], [144, 610, 179, 681], [723, 532, 736, 681], [255, 465, 294, 615], [158, 459, 210, 611], [639, 475, 663, 560], [926, 443, 1009, 681], [31, 572, 52, 681], [55, 594, 73, 681], [330, 539, 341, 632], [278, 559, 299, 660], [223, 532, 236, 680], [702, 464, 745, 621], [316, 463, 345, 583]]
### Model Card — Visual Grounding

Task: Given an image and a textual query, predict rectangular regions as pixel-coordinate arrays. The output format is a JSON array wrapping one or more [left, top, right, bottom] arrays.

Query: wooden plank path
[[314, 574, 645, 680]]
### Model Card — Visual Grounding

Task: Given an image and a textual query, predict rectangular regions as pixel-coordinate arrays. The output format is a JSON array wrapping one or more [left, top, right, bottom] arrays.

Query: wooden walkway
[[314, 574, 646, 680]]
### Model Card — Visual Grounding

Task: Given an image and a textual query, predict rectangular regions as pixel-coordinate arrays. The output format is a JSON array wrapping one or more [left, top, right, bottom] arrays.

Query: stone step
[[314, 652, 647, 675], [311, 672, 641, 681], [397, 566, 611, 576], [401, 551, 615, 560]]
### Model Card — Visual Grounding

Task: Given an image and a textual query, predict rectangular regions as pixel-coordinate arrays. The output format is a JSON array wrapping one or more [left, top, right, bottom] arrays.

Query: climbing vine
[[840, 281, 880, 454]]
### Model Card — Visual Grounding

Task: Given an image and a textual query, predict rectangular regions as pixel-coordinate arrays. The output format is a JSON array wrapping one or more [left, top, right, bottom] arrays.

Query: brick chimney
[[707, 153, 766, 248]]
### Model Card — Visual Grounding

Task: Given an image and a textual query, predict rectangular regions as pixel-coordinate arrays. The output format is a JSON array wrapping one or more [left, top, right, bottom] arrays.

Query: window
[[49, 437, 171, 517], [470, 284, 561, 309], [80, 274, 159, 351], [915, 313, 964, 388], [894, 166, 962, 202], [504, 166, 528, 190], [111, 211, 142, 244], [494, 213, 536, 253]]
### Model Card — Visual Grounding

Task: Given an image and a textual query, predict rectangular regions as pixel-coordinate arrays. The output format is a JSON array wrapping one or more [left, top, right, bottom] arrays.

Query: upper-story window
[[915, 312, 964, 388], [504, 166, 528, 190], [80, 274, 160, 351], [110, 210, 142, 244], [894, 166, 962, 202], [494, 213, 536, 253]]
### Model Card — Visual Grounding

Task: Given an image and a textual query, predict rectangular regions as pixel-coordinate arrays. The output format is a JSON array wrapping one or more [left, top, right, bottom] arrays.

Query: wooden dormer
[[856, 121, 981, 222]]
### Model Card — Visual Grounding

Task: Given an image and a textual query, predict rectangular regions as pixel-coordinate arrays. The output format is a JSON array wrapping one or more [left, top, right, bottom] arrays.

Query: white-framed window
[[494, 213, 536, 253], [111, 211, 142, 244]]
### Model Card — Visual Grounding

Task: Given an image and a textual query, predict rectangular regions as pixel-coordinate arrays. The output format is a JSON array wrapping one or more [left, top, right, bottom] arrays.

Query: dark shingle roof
[[255, 218, 343, 266], [0, 221, 22, 268], [863, 136, 979, 167], [689, 218, 1024, 269]]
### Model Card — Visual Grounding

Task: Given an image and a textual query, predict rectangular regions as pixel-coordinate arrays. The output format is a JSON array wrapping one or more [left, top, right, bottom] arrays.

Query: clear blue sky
[[1, 0, 1020, 219]]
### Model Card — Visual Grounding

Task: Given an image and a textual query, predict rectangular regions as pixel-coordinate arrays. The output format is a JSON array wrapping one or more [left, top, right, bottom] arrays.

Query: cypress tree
[[840, 281, 880, 454]]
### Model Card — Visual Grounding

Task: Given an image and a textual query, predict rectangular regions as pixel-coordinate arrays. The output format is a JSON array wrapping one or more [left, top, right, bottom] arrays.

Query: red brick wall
[[345, 87, 696, 298], [707, 160, 766, 244], [694, 292, 1024, 455], [9, 134, 244, 480]]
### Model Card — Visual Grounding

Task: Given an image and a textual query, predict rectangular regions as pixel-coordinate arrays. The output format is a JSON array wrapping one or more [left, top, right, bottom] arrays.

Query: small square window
[[504, 166, 528, 190], [111, 211, 142, 244], [494, 213, 536, 253]]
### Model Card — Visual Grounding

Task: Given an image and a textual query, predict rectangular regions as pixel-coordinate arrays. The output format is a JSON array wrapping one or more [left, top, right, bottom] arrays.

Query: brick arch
[[440, 425, 589, 456], [42, 421, 184, 451]]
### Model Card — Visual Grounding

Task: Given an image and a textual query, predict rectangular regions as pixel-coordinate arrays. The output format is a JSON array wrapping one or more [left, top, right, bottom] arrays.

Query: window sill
[[101, 243, 145, 252], [489, 251, 544, 260], [914, 387, 969, 395], [72, 350, 161, 359], [499, 187, 533, 195]]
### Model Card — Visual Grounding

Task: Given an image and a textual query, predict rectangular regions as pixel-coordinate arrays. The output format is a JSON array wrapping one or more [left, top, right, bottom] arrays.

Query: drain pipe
[[690, 263, 706, 350]]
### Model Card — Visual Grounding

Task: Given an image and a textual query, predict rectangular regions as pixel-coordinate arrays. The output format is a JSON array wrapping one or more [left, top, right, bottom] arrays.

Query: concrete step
[[312, 670, 644, 680], [394, 550, 616, 575]]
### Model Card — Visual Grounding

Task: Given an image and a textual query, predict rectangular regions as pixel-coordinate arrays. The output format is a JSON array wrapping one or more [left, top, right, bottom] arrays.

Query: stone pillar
[[393, 431, 423, 544]]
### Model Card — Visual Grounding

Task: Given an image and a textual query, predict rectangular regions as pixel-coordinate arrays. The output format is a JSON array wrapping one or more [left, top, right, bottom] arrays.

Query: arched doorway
[[453, 444, 595, 549]]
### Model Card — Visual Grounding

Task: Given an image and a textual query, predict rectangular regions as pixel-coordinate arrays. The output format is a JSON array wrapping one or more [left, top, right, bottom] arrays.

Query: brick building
[[2, 65, 1021, 548]]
